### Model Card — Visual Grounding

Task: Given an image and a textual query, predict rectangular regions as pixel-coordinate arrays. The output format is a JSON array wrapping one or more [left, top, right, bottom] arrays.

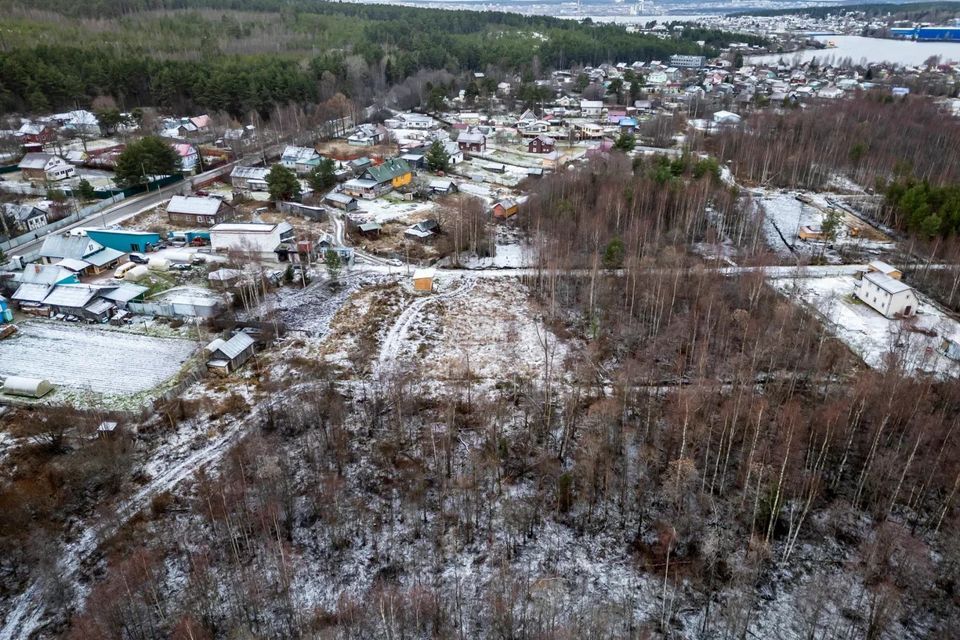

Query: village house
[[347, 124, 386, 147], [10, 263, 78, 290], [10, 279, 144, 323], [386, 113, 436, 130], [224, 125, 256, 146], [352, 221, 380, 239], [366, 158, 412, 186], [580, 100, 604, 118], [527, 135, 556, 154], [713, 110, 742, 125], [855, 272, 919, 318], [229, 166, 270, 191], [324, 192, 359, 211], [166, 195, 233, 227], [342, 178, 382, 200], [173, 143, 199, 173], [458, 112, 482, 126], [205, 332, 257, 375], [457, 130, 486, 154], [18, 153, 75, 182], [492, 198, 519, 219], [429, 179, 457, 195], [515, 109, 538, 127], [3, 203, 48, 233], [281, 146, 321, 175], [52, 110, 101, 137], [210, 221, 295, 263], [38, 235, 125, 276], [443, 140, 464, 164], [41, 284, 115, 322], [405, 219, 439, 240], [16, 123, 56, 144], [518, 120, 551, 137]]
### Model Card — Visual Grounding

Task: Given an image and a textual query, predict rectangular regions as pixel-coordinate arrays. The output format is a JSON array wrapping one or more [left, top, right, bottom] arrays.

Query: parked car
[[129, 252, 149, 264], [114, 262, 138, 279]]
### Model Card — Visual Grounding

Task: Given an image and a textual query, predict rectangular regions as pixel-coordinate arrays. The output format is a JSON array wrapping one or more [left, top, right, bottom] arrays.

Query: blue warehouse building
[[890, 26, 960, 41], [86, 229, 161, 253]]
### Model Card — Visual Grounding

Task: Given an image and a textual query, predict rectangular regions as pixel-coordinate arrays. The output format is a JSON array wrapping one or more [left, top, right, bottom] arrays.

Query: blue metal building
[[890, 26, 960, 41], [86, 229, 161, 253], [917, 27, 960, 41]]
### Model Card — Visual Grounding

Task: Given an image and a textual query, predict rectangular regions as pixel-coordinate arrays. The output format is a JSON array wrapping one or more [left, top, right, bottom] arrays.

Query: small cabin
[[492, 199, 519, 220], [798, 225, 827, 241], [867, 260, 903, 280], [413, 268, 435, 293], [205, 332, 256, 375], [939, 337, 960, 361]]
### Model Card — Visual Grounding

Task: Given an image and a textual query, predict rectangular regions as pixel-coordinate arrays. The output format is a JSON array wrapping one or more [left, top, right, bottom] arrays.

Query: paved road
[[12, 145, 287, 258]]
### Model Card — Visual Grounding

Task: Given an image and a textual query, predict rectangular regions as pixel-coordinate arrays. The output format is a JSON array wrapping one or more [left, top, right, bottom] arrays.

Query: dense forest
[[708, 95, 960, 233], [0, 0, 761, 116]]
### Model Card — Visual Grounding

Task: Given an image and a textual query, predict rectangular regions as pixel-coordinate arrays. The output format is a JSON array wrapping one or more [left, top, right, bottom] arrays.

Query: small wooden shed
[[867, 260, 903, 280], [413, 268, 435, 293], [798, 225, 827, 241]]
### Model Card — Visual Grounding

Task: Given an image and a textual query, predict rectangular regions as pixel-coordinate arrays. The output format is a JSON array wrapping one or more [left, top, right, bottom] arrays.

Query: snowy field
[[0, 321, 198, 397], [770, 275, 960, 377], [402, 278, 568, 387], [353, 197, 436, 224], [758, 190, 891, 259]]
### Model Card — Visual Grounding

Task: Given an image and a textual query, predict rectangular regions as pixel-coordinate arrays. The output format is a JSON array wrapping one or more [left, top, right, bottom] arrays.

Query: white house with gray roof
[[856, 272, 919, 318], [18, 152, 75, 182], [38, 235, 124, 275]]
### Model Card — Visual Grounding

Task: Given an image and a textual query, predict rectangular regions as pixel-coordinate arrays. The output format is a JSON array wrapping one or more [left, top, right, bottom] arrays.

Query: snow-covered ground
[[770, 275, 960, 377], [442, 226, 535, 269], [353, 197, 437, 224], [0, 321, 199, 397], [378, 277, 567, 391], [758, 190, 892, 259]]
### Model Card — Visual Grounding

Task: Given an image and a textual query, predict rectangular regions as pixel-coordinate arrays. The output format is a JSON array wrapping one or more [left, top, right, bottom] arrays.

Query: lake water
[[749, 35, 960, 67]]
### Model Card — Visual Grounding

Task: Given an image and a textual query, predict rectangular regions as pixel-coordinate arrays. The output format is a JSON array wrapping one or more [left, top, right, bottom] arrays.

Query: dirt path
[[376, 278, 475, 375]]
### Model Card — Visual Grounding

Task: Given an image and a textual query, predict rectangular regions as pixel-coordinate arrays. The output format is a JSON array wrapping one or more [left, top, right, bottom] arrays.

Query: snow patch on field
[[354, 197, 437, 224], [770, 275, 960, 377], [0, 321, 198, 396], [425, 278, 567, 386]]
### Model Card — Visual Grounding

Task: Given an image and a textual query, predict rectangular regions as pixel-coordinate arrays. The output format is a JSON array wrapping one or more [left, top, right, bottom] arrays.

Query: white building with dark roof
[[18, 153, 75, 182], [210, 221, 295, 263]]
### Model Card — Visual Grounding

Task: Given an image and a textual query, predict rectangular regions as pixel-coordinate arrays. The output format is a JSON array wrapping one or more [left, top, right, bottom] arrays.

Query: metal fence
[[127, 300, 222, 318], [0, 194, 125, 254]]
